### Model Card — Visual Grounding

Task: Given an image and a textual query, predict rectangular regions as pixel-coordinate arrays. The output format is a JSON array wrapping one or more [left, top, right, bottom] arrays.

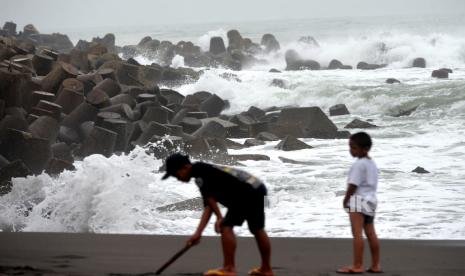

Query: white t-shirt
[[347, 157, 379, 215]]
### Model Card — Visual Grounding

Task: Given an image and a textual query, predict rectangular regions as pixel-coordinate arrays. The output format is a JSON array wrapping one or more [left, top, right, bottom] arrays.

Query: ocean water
[[1, 15, 465, 239]]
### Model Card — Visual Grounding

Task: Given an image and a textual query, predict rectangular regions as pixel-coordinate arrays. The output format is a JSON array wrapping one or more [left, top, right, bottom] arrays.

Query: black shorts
[[364, 214, 375, 224], [222, 194, 265, 233]]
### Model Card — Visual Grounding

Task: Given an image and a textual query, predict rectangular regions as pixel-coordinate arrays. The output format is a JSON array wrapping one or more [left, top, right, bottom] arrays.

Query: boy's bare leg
[[252, 229, 273, 274], [364, 223, 381, 271], [221, 226, 237, 272], [349, 212, 365, 269]]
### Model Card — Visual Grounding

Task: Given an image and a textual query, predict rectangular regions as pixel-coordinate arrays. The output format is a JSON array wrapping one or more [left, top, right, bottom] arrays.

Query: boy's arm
[[187, 205, 212, 246], [343, 184, 358, 209], [205, 197, 224, 233]]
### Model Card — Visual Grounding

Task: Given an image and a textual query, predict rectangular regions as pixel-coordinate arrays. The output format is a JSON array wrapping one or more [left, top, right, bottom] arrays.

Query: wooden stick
[[155, 244, 192, 275]]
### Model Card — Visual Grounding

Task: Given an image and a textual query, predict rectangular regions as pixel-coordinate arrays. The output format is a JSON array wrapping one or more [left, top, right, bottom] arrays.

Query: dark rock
[[160, 89, 185, 105], [92, 33, 116, 53], [23, 24, 39, 37], [0, 115, 29, 141], [80, 126, 117, 157], [412, 58, 426, 68], [0, 160, 32, 195], [45, 158, 75, 175], [357, 62, 385, 70], [2, 21, 17, 36], [269, 68, 281, 73], [94, 78, 121, 97], [276, 135, 313, 151], [180, 117, 202, 134], [285, 49, 320, 71], [28, 115, 59, 143], [184, 137, 211, 157], [55, 88, 84, 114], [111, 94, 137, 109], [57, 126, 80, 144], [246, 106, 266, 121], [0, 129, 52, 174], [32, 54, 54, 76], [412, 166, 430, 174], [438, 68, 453, 74], [161, 67, 200, 85], [256, 131, 279, 141], [142, 106, 169, 124], [62, 102, 99, 130], [219, 72, 241, 82], [41, 62, 79, 94], [35, 100, 62, 121], [270, 78, 286, 88], [0, 154, 9, 169], [101, 119, 129, 152], [248, 122, 269, 137], [328, 59, 352, 70], [186, 111, 208, 120], [209, 37, 226, 55], [133, 122, 171, 146], [157, 197, 204, 212], [199, 94, 226, 117], [244, 138, 266, 147], [432, 69, 449, 79], [336, 130, 351, 139], [227, 30, 244, 51], [223, 138, 247, 150], [391, 105, 418, 117], [51, 142, 74, 163], [329, 104, 350, 116], [278, 156, 315, 165], [30, 33, 74, 53], [192, 121, 226, 139], [274, 107, 339, 138], [201, 117, 239, 137], [261, 34, 280, 52], [344, 119, 378, 129], [229, 154, 270, 161], [386, 78, 401, 84]]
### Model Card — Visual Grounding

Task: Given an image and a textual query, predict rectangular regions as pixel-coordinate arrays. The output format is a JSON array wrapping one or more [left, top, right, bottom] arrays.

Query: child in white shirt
[[337, 132, 382, 274]]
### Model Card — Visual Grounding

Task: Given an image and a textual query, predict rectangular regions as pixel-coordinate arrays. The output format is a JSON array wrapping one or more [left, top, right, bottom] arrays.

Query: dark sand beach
[[1, 233, 464, 276]]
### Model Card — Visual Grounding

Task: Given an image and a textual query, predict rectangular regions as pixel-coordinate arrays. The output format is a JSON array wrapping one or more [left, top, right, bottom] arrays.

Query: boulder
[[0, 160, 32, 195], [51, 142, 74, 163], [62, 102, 99, 130], [278, 156, 315, 165], [275, 135, 313, 151], [271, 78, 286, 88], [133, 122, 171, 146], [92, 33, 116, 53], [412, 58, 426, 68], [29, 33, 74, 53], [54, 88, 84, 114], [199, 94, 226, 117], [184, 137, 212, 157], [261, 34, 280, 52], [23, 24, 39, 37], [285, 49, 320, 70], [227, 30, 244, 51], [93, 78, 121, 97], [45, 158, 75, 175], [209, 37, 226, 55], [256, 132, 279, 141], [0, 155, 9, 169], [246, 106, 266, 121], [0, 129, 52, 174], [80, 126, 117, 157], [391, 105, 418, 117], [329, 104, 350, 116], [269, 68, 281, 73], [41, 62, 79, 94], [431, 69, 449, 79], [31, 54, 54, 76], [274, 107, 339, 138], [412, 166, 430, 174], [344, 119, 377, 129], [386, 78, 401, 84], [229, 154, 270, 161], [244, 138, 266, 147], [2, 21, 17, 36], [192, 121, 226, 139], [28, 115, 59, 143], [357, 62, 385, 70], [328, 59, 352, 70]]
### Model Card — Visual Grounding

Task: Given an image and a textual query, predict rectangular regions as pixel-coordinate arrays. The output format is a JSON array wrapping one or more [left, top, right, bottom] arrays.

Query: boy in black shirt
[[162, 153, 274, 276]]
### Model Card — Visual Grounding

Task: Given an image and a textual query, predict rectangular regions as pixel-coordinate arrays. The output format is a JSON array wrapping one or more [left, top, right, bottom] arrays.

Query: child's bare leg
[[252, 229, 273, 273], [221, 226, 236, 271], [364, 222, 381, 270], [349, 212, 365, 269]]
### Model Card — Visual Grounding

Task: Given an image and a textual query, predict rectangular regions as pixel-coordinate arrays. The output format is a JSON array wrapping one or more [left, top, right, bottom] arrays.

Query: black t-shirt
[[191, 162, 267, 208]]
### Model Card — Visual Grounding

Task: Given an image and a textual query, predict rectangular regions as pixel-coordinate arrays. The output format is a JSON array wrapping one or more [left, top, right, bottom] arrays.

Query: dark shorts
[[364, 214, 375, 224], [222, 194, 265, 233]]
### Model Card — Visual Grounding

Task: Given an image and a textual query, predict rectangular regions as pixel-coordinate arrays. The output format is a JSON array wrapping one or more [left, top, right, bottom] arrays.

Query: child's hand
[[214, 218, 223, 233], [187, 232, 201, 246]]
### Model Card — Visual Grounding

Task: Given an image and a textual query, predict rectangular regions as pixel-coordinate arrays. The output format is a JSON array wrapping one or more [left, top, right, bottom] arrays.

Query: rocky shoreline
[[0, 21, 444, 195]]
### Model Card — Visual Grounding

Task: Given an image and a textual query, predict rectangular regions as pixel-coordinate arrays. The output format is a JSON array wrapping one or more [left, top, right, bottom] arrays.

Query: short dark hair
[[350, 132, 372, 150]]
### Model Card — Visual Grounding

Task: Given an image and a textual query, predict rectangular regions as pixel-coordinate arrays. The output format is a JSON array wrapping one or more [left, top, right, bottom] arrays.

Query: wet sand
[[1, 233, 464, 276]]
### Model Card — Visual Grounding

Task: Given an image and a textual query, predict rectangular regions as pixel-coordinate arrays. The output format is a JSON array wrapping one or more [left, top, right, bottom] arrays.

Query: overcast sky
[[1, 0, 465, 30]]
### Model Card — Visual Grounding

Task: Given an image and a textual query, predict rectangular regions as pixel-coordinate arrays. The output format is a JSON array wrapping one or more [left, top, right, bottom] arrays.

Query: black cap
[[161, 153, 191, 180]]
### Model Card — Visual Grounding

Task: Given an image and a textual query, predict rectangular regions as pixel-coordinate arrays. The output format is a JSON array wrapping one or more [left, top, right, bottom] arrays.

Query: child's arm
[[205, 197, 224, 233], [343, 184, 358, 209], [187, 205, 212, 246]]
